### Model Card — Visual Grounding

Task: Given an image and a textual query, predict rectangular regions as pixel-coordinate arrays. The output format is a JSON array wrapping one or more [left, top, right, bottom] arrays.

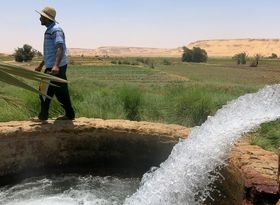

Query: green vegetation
[[0, 53, 14, 61], [1, 54, 280, 152], [268, 53, 278, 59], [119, 85, 142, 121], [233, 52, 247, 64], [249, 119, 280, 151], [182, 47, 208, 63]]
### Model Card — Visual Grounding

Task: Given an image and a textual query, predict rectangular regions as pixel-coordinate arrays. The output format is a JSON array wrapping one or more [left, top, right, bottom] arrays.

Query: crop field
[[68, 65, 187, 83], [1, 55, 280, 151]]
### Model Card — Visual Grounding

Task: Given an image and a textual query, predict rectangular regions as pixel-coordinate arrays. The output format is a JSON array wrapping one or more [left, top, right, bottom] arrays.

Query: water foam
[[0, 175, 139, 205], [124, 84, 280, 205]]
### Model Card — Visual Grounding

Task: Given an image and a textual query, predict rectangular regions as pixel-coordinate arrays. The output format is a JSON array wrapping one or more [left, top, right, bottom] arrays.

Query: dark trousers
[[39, 64, 75, 120]]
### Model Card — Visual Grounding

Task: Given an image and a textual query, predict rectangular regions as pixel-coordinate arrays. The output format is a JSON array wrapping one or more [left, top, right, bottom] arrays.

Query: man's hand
[[50, 65, 60, 75]]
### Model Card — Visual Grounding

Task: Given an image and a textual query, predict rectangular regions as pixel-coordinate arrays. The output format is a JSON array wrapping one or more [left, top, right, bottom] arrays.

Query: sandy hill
[[188, 39, 280, 57], [68, 39, 280, 57]]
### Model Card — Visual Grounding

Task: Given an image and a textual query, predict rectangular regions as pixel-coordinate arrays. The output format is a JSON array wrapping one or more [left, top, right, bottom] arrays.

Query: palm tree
[[0, 62, 68, 101]]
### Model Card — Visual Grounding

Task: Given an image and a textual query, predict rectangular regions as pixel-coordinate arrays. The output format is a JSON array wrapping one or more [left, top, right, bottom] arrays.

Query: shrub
[[69, 60, 76, 65], [14, 44, 36, 62], [268, 53, 278, 59], [136, 57, 145, 63], [135, 57, 155, 67], [163, 58, 172, 65], [33, 49, 42, 57], [119, 86, 142, 121], [173, 89, 214, 126], [249, 54, 260, 67]]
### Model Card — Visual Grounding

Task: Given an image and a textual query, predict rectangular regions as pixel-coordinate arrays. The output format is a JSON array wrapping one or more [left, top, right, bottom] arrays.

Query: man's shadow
[[30, 118, 75, 129], [53, 118, 75, 127]]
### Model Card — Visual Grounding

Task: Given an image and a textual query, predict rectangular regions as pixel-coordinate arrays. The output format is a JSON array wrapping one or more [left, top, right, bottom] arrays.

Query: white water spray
[[0, 175, 139, 205], [124, 84, 280, 205]]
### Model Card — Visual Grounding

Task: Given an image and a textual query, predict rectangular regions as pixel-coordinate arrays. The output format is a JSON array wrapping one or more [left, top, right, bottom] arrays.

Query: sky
[[1, 0, 280, 53]]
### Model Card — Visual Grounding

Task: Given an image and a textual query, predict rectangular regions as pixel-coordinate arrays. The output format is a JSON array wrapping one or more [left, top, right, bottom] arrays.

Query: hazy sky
[[1, 0, 280, 53]]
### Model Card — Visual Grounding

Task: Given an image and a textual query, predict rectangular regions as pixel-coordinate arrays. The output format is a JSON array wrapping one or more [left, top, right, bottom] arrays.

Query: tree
[[182, 46, 208, 63], [33, 49, 43, 57], [233, 52, 247, 64], [182, 47, 193, 62], [192, 47, 208, 63], [268, 53, 278, 59], [14, 44, 36, 62]]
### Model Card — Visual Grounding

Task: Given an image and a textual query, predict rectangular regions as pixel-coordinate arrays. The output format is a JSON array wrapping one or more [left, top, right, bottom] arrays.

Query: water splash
[[124, 84, 280, 205], [0, 175, 139, 205]]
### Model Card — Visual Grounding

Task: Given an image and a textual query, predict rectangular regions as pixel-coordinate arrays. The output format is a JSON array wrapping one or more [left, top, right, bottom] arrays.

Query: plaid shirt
[[44, 22, 67, 68]]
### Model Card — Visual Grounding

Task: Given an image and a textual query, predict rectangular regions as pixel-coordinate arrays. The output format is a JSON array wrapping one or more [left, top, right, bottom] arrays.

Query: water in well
[[0, 174, 139, 205]]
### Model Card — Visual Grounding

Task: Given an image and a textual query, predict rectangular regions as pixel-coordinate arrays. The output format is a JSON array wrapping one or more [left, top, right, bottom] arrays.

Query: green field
[[1, 55, 280, 151]]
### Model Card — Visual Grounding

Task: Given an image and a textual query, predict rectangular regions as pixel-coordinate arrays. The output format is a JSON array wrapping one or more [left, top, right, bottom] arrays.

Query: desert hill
[[68, 39, 280, 57], [68, 47, 182, 57], [188, 39, 280, 57]]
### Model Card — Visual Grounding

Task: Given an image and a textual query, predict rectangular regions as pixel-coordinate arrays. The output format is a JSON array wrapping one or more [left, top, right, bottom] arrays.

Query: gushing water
[[124, 84, 280, 205]]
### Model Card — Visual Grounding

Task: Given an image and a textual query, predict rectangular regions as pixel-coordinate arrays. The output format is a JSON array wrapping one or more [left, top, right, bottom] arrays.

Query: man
[[35, 6, 75, 121]]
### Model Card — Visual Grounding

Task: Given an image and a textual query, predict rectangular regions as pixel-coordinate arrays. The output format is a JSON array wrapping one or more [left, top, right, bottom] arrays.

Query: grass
[[1, 55, 280, 151], [66, 65, 257, 126], [118, 85, 142, 121], [249, 119, 280, 151], [157, 61, 280, 86]]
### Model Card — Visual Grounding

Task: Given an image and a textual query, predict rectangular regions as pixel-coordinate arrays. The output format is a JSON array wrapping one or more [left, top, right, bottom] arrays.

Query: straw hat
[[36, 6, 58, 23]]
